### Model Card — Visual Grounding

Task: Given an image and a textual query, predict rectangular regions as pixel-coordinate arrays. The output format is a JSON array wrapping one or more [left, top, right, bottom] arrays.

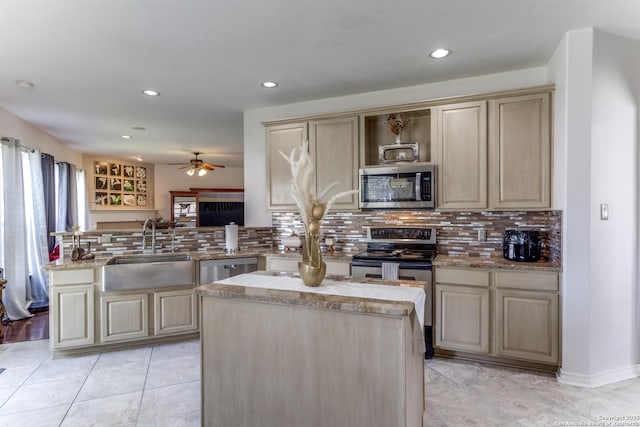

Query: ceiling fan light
[[198, 168, 207, 176], [186, 168, 195, 176]]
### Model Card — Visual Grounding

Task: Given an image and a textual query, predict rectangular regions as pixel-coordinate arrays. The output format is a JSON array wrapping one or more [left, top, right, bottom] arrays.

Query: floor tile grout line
[[133, 344, 155, 424], [59, 352, 101, 425], [0, 352, 47, 411]]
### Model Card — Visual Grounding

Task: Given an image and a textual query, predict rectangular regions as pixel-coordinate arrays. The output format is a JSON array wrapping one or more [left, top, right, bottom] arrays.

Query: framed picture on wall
[[93, 160, 150, 210]]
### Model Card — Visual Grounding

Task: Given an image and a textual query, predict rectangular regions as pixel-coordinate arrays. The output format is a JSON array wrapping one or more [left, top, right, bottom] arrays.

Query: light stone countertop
[[42, 249, 354, 271], [433, 254, 561, 272], [195, 271, 425, 319]]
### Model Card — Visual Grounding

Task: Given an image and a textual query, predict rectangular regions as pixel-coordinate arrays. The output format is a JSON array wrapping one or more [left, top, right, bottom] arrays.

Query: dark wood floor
[[1, 310, 49, 344]]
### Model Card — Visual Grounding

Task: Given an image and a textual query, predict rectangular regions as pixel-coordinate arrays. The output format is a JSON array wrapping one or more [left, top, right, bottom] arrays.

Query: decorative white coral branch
[[279, 140, 359, 235]]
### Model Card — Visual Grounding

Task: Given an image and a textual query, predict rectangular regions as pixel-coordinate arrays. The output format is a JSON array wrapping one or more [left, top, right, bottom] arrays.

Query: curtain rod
[[0, 136, 35, 153]]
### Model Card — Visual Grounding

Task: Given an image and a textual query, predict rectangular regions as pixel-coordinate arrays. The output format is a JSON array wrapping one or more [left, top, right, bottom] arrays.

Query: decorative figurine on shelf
[[280, 141, 358, 286], [386, 113, 408, 144]]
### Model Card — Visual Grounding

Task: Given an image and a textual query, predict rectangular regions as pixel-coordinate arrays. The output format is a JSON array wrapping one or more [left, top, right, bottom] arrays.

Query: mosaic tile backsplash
[[272, 210, 562, 264], [56, 227, 274, 261]]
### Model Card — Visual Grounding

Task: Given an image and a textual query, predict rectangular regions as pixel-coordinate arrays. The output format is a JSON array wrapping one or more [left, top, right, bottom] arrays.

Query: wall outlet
[[477, 229, 486, 242]]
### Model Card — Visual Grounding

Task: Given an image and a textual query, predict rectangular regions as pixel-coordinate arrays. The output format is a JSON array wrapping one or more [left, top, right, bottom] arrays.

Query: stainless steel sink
[[102, 254, 195, 291]]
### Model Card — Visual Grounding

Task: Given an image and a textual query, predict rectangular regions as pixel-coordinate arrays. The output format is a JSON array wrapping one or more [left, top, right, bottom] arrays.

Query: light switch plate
[[477, 229, 486, 242], [600, 203, 609, 220]]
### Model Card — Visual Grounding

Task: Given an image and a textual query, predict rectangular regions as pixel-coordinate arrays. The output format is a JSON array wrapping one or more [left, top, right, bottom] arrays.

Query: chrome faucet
[[142, 218, 157, 254]]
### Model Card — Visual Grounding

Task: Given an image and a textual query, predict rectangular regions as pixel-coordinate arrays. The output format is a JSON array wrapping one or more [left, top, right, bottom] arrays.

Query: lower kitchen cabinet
[[100, 293, 149, 343], [49, 269, 96, 350], [435, 268, 490, 353], [435, 284, 490, 353], [493, 270, 559, 364], [263, 255, 351, 276], [154, 289, 198, 335], [434, 267, 560, 366], [51, 283, 95, 349]]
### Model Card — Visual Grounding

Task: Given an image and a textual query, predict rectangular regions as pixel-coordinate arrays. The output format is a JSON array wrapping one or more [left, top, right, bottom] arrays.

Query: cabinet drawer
[[51, 269, 95, 285], [266, 257, 299, 273], [494, 271, 558, 291], [435, 268, 489, 287]]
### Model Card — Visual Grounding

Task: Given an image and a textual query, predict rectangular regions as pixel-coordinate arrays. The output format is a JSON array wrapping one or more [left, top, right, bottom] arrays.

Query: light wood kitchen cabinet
[[434, 266, 560, 366], [266, 122, 308, 210], [100, 293, 149, 343], [263, 255, 351, 276], [265, 116, 359, 211], [154, 289, 198, 335], [489, 92, 551, 209], [434, 268, 490, 353], [49, 269, 96, 349], [309, 116, 359, 210], [494, 270, 559, 364], [433, 101, 488, 209]]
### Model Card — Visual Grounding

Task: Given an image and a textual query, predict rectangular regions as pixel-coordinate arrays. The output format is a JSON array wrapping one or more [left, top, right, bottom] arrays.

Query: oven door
[[351, 263, 433, 328]]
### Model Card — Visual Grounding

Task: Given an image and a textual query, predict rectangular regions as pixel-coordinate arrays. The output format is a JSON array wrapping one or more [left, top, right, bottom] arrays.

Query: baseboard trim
[[557, 364, 640, 388]]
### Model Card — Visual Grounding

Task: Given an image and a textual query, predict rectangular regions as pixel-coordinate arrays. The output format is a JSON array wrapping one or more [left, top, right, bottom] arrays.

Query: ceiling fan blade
[[178, 165, 192, 169], [202, 163, 226, 169], [201, 165, 215, 171], [167, 162, 188, 165]]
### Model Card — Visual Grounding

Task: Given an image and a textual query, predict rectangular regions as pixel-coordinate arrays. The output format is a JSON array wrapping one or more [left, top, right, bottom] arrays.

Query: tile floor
[[0, 339, 638, 426]]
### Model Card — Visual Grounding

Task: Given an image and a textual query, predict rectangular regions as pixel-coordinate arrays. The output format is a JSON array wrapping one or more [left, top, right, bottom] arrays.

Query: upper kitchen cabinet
[[309, 116, 359, 210], [266, 122, 308, 210], [360, 108, 431, 166], [489, 92, 551, 210], [433, 101, 488, 210], [265, 116, 360, 211]]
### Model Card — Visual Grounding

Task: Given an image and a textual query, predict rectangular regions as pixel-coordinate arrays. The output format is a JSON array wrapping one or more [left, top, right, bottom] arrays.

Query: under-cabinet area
[[434, 266, 560, 368]]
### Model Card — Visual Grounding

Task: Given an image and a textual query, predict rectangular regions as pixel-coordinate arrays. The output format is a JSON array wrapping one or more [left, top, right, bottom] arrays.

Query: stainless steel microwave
[[359, 163, 435, 209]]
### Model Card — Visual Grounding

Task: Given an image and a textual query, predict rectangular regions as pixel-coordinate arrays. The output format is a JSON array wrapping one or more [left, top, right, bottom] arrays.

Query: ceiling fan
[[169, 152, 225, 176]]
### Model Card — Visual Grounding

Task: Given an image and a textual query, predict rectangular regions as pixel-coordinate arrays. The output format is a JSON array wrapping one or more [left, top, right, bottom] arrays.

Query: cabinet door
[[495, 289, 558, 364], [489, 92, 551, 209], [435, 284, 489, 353], [266, 122, 308, 210], [50, 284, 95, 349], [100, 293, 149, 342], [154, 289, 198, 335], [433, 101, 488, 209], [309, 116, 359, 210]]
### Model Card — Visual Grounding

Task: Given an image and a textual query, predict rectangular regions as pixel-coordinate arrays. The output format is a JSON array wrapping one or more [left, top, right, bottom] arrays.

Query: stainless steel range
[[351, 227, 436, 357]]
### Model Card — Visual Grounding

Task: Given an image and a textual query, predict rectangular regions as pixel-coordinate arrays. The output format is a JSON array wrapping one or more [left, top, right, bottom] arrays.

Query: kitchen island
[[195, 272, 426, 427]]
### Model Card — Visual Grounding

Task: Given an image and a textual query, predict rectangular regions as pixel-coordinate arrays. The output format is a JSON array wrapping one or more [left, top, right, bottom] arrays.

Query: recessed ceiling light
[[429, 49, 451, 59], [142, 89, 160, 96], [132, 126, 146, 131], [261, 81, 278, 88], [15, 80, 35, 88], [121, 135, 132, 139]]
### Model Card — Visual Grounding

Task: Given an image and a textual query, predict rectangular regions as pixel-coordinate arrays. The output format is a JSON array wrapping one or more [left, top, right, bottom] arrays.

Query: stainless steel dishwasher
[[199, 257, 258, 284]]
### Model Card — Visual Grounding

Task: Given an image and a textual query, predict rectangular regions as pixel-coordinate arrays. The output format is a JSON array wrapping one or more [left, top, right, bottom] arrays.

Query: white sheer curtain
[[76, 169, 89, 231], [23, 149, 50, 309], [55, 162, 69, 232], [0, 138, 33, 320]]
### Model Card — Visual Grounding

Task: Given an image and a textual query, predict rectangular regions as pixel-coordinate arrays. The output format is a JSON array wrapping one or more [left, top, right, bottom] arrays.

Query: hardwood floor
[[0, 310, 49, 344]]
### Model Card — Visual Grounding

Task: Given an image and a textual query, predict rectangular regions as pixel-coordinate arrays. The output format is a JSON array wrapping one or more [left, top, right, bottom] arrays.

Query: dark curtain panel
[[66, 163, 77, 230], [40, 153, 56, 252]]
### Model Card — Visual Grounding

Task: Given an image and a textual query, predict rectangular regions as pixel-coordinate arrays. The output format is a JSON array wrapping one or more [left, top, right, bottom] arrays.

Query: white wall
[[0, 106, 82, 165], [154, 164, 244, 219], [551, 28, 640, 386], [548, 28, 595, 380], [243, 67, 549, 226], [589, 30, 639, 379]]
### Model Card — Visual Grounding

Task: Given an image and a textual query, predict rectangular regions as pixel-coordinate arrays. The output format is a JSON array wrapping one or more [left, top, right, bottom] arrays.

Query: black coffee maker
[[503, 230, 541, 262]]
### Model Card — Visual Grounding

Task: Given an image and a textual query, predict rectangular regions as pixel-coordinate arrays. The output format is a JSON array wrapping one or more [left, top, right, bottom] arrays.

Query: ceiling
[[1, 0, 639, 167]]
